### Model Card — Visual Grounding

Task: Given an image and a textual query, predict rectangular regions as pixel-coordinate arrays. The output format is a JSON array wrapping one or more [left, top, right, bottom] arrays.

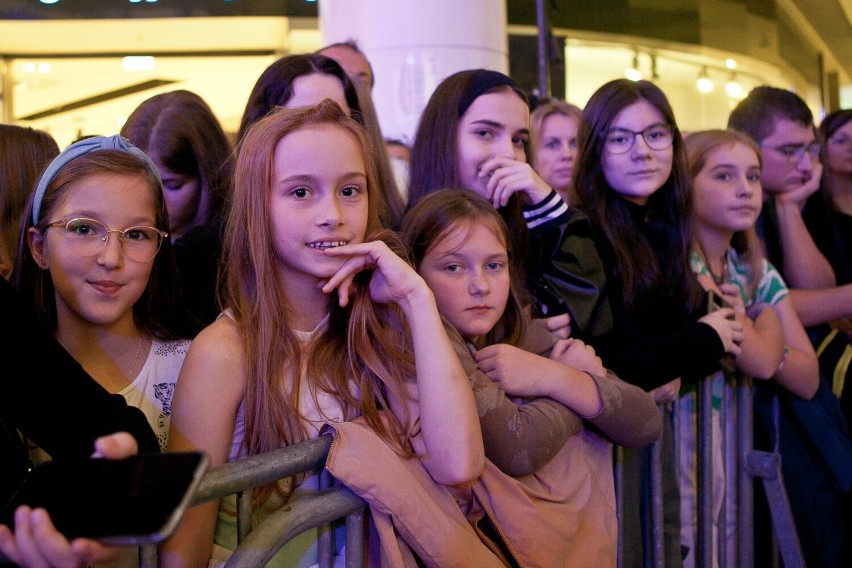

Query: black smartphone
[[0, 451, 208, 545], [533, 279, 571, 318]]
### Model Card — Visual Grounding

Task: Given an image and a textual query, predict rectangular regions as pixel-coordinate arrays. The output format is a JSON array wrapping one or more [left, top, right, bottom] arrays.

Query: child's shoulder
[[189, 312, 244, 358]]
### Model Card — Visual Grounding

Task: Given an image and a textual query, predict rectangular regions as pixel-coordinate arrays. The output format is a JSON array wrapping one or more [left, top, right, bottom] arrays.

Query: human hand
[[699, 307, 744, 356], [90, 431, 138, 459], [478, 157, 553, 208], [550, 338, 606, 377], [532, 313, 572, 339], [0, 433, 137, 568], [321, 240, 422, 308], [647, 378, 681, 404], [471, 343, 552, 397], [718, 283, 745, 316], [775, 160, 823, 208]]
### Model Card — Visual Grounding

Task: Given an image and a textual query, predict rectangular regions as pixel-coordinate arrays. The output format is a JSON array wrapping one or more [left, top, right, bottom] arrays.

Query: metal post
[[535, 0, 550, 99], [697, 377, 714, 567], [649, 405, 665, 568]]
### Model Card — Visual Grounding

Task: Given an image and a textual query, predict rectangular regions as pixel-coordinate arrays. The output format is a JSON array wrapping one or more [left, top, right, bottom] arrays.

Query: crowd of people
[[1, 39, 851, 568]]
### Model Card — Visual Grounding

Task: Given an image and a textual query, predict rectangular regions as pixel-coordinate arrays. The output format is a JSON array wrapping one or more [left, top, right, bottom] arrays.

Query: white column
[[319, 0, 508, 143]]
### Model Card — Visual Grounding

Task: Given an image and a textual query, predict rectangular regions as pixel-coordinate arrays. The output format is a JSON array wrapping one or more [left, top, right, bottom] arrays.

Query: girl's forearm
[[539, 362, 603, 418], [775, 346, 820, 400], [735, 308, 784, 379], [403, 285, 484, 485]]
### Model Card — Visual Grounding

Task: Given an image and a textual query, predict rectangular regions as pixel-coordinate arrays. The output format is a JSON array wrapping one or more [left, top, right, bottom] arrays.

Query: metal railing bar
[[222, 486, 365, 568]]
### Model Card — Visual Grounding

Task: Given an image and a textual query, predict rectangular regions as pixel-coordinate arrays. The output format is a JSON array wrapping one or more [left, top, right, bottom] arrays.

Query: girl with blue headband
[[11, 135, 196, 567], [13, 135, 196, 452]]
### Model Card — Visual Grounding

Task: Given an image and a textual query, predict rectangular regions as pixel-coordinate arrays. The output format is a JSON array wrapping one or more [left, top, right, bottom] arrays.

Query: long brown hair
[[226, 99, 416, 505], [121, 89, 234, 231], [407, 69, 533, 280], [401, 188, 528, 348], [0, 125, 59, 277], [684, 129, 766, 299], [573, 78, 701, 312]]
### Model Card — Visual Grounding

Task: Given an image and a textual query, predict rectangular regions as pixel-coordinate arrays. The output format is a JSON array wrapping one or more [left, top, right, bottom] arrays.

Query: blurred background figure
[[121, 90, 234, 327], [385, 137, 412, 205], [530, 100, 582, 205], [237, 53, 403, 229], [819, 108, 852, 262], [0, 125, 59, 280], [317, 39, 374, 90]]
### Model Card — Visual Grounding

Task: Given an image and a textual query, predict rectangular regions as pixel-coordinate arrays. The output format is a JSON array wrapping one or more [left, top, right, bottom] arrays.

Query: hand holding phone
[[1, 452, 208, 546], [706, 290, 739, 372]]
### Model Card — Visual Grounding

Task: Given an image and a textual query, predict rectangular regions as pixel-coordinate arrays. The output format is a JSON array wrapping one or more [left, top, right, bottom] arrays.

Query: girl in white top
[[161, 100, 483, 568], [13, 135, 195, 452], [12, 135, 196, 568]]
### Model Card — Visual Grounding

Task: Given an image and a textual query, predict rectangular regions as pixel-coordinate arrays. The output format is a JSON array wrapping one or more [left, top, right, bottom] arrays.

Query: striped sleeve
[[522, 189, 569, 229]]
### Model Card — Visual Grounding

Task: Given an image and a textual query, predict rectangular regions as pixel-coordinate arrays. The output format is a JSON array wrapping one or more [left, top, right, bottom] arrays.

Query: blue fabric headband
[[31, 134, 161, 225]]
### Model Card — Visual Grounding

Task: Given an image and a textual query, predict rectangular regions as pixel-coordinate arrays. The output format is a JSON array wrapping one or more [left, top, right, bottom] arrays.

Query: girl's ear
[[28, 227, 49, 269]]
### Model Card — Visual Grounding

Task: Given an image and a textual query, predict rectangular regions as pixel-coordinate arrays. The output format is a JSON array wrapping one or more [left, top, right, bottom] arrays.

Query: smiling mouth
[[308, 240, 348, 250], [90, 281, 121, 293]]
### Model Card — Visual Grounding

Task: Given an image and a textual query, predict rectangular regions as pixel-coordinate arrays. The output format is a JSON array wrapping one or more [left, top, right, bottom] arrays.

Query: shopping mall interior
[[1, 0, 850, 149]]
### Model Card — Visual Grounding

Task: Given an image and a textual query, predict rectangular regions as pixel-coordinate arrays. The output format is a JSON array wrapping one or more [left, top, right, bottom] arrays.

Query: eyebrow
[[707, 161, 760, 172], [60, 212, 157, 226], [608, 121, 668, 131], [470, 119, 506, 129], [280, 171, 366, 183]]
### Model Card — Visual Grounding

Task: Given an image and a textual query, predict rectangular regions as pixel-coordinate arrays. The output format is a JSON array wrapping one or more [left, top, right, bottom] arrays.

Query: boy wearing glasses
[[728, 87, 852, 568], [728, 86, 852, 325]]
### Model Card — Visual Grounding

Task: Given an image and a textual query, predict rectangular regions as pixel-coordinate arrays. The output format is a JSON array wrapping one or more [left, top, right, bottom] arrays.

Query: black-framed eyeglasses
[[601, 123, 675, 155], [760, 142, 821, 163], [44, 217, 168, 263]]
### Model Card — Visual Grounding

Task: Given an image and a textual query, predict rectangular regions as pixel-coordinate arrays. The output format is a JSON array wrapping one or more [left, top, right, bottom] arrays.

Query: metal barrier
[[2, 380, 809, 568], [139, 435, 367, 568], [620, 373, 806, 568]]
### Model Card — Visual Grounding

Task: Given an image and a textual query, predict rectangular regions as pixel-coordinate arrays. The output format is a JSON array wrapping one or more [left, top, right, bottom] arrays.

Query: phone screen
[[0, 452, 208, 544]]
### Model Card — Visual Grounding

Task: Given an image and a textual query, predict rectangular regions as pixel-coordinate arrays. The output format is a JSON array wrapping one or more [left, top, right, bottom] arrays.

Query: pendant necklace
[[126, 335, 143, 379]]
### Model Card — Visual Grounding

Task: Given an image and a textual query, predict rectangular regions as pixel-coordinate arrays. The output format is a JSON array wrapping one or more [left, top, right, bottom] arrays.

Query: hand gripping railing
[[139, 435, 368, 568]]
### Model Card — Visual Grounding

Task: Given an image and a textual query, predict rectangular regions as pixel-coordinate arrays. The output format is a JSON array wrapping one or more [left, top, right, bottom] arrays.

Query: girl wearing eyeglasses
[[572, 79, 745, 567], [12, 136, 196, 464]]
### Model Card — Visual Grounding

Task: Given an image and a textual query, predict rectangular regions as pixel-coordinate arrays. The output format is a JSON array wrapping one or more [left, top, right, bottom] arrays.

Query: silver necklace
[[127, 335, 143, 379]]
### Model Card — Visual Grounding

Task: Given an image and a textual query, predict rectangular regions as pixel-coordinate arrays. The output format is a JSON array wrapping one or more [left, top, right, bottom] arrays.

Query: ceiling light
[[725, 59, 737, 70], [725, 74, 743, 98], [696, 67, 714, 93], [123, 56, 156, 71], [625, 52, 642, 81]]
